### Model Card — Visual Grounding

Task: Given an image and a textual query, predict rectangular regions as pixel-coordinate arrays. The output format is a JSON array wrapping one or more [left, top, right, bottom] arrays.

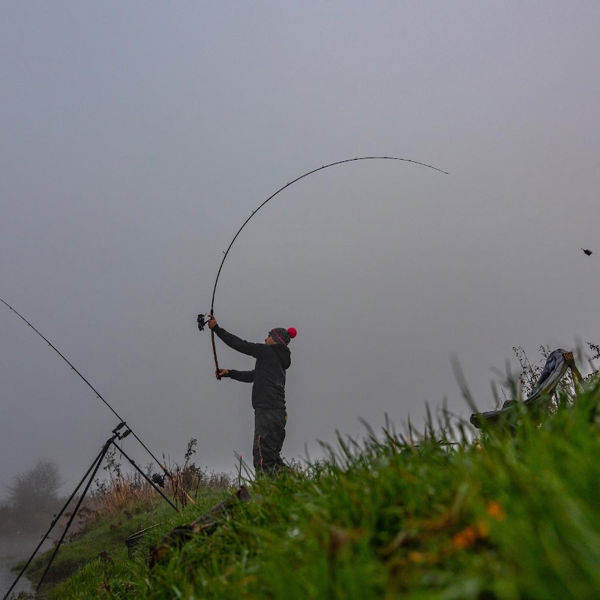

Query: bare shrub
[[82, 439, 232, 525], [6, 460, 62, 533], [164, 438, 232, 509]]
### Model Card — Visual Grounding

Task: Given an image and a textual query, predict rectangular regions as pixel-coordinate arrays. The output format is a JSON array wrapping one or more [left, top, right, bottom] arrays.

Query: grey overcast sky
[[1, 1, 599, 493]]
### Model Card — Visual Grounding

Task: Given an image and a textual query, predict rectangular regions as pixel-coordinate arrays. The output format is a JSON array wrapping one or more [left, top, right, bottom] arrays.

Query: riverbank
[[27, 378, 600, 599]]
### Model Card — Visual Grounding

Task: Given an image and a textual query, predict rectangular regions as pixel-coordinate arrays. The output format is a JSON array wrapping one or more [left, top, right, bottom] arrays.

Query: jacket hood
[[272, 343, 291, 369]]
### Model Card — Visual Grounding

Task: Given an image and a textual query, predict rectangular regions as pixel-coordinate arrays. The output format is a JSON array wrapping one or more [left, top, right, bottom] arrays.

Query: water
[[0, 538, 36, 598]]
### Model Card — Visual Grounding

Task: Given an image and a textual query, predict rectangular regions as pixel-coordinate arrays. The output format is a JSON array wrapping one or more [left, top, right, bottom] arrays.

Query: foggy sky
[[1, 1, 599, 495]]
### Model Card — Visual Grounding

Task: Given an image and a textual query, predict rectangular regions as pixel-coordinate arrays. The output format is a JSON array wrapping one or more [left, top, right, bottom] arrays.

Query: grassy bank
[[28, 379, 600, 599]]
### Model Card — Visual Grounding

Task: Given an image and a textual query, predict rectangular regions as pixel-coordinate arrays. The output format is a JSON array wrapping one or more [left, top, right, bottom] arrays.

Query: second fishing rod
[[0, 296, 188, 498]]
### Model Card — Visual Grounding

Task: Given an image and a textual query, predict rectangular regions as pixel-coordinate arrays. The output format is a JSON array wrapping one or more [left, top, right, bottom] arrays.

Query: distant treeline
[[0, 460, 62, 536]]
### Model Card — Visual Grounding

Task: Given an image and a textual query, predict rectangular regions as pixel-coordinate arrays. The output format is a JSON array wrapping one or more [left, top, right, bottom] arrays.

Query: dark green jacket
[[214, 325, 291, 410]]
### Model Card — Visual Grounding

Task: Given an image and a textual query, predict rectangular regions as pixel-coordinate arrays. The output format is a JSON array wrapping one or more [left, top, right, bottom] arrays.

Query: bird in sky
[[581, 248, 593, 256]]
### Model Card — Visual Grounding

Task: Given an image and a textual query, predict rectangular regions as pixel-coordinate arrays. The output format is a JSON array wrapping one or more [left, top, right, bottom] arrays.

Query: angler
[[206, 316, 297, 476], [196, 156, 446, 472]]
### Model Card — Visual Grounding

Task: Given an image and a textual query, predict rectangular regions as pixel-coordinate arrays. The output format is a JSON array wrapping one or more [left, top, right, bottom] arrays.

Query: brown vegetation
[[81, 438, 232, 530]]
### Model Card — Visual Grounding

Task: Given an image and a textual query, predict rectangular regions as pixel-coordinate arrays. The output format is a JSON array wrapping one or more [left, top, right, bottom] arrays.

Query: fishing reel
[[151, 473, 165, 488], [197, 313, 217, 332]]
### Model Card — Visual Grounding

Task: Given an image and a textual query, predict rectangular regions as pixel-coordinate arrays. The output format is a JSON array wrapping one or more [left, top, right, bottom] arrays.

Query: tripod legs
[[3, 425, 181, 599], [36, 438, 111, 592]]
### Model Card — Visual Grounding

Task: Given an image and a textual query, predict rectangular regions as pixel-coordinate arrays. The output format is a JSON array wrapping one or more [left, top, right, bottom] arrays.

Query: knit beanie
[[270, 327, 297, 346]]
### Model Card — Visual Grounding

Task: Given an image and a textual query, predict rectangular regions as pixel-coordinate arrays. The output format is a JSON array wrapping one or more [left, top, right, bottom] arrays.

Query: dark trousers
[[253, 409, 286, 475]]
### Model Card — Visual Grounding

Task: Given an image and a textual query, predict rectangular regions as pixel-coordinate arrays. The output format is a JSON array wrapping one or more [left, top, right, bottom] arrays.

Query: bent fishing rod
[[0, 296, 172, 481], [198, 155, 448, 375]]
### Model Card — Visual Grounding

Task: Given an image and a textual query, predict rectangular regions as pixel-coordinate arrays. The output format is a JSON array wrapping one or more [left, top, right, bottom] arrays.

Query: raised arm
[[209, 319, 264, 358]]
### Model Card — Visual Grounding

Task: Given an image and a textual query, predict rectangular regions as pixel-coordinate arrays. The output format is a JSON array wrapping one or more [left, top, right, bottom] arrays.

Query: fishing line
[[199, 155, 448, 374], [0, 296, 169, 479]]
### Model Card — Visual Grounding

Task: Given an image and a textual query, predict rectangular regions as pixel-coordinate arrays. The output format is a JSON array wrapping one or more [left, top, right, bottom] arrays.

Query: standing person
[[207, 316, 297, 476]]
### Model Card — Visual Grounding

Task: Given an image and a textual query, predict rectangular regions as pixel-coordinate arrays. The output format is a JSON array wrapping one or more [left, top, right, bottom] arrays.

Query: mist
[[1, 2, 599, 497]]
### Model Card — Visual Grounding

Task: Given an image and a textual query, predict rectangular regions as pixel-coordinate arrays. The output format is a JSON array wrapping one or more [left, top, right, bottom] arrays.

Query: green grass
[[23, 492, 227, 597], [30, 379, 600, 599]]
